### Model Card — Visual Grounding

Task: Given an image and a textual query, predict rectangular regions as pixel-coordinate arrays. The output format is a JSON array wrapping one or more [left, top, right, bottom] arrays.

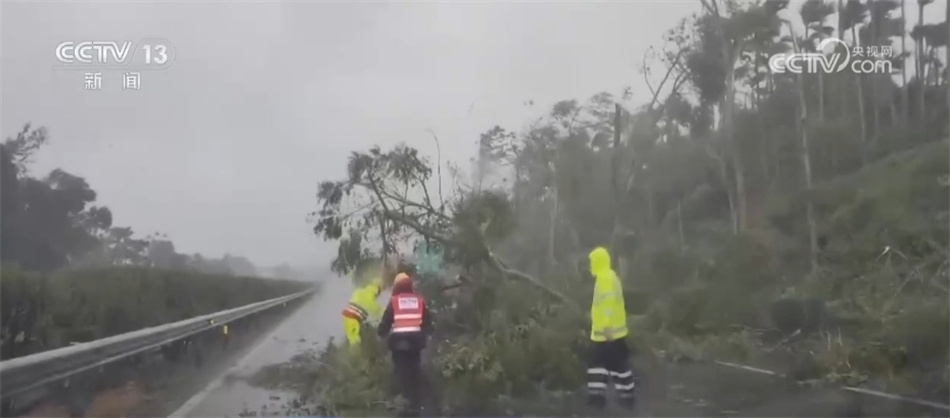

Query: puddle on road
[[203, 379, 297, 418], [219, 354, 320, 417]]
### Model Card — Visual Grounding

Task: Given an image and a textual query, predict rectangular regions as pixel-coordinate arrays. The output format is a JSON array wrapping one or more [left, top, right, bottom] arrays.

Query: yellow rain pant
[[343, 316, 362, 346]]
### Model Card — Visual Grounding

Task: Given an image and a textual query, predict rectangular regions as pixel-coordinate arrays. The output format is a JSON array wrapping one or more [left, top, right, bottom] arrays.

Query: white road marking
[[712, 359, 950, 411], [167, 304, 306, 418], [713, 360, 782, 376], [842, 386, 950, 411]]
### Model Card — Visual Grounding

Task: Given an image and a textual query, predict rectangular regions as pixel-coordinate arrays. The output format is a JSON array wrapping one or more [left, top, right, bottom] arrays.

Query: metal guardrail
[[0, 287, 316, 402]]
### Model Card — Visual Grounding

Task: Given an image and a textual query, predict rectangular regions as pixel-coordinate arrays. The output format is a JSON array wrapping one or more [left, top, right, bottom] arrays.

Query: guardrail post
[[839, 389, 864, 417], [189, 336, 204, 369], [160, 340, 183, 363], [62, 373, 94, 417], [222, 323, 231, 351]]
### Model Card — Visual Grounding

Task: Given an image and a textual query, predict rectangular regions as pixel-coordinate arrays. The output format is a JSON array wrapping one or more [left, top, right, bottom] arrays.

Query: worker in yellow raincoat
[[342, 281, 383, 346], [585, 246, 636, 411]]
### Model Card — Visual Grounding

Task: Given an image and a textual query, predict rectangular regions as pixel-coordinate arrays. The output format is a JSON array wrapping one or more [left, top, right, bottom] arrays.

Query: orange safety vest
[[342, 302, 370, 322], [390, 294, 424, 333]]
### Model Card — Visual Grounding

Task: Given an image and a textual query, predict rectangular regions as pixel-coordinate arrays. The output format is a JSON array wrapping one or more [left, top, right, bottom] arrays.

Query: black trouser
[[586, 338, 636, 409], [392, 349, 423, 415]]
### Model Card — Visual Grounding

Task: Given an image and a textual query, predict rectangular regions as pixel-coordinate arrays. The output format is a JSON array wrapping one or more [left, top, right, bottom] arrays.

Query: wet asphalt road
[[164, 278, 948, 417], [169, 278, 355, 418]]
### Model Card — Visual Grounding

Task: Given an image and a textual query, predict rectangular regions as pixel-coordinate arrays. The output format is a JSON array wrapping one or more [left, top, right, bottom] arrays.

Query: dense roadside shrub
[[0, 265, 309, 359]]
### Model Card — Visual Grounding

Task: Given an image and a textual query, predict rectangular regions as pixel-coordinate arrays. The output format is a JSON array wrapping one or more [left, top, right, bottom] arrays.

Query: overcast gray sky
[[1, 1, 944, 269]]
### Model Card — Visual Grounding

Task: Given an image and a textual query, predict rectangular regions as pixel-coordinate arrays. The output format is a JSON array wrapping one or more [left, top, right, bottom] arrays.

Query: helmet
[[393, 273, 414, 293], [394, 273, 411, 284]]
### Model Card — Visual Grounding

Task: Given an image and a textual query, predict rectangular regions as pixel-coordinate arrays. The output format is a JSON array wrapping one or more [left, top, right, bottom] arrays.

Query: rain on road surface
[[169, 278, 355, 418]]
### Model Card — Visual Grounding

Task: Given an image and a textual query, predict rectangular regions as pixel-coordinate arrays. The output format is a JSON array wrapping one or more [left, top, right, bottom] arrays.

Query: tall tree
[[914, 0, 935, 123], [902, 0, 911, 125], [841, 0, 870, 162]]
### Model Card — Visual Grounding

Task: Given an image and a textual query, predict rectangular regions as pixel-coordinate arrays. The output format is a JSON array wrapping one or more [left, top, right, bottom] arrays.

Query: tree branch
[[377, 187, 451, 222], [643, 49, 657, 100], [426, 129, 446, 212], [647, 48, 686, 112], [382, 210, 450, 245], [377, 195, 581, 313], [366, 172, 393, 256], [485, 249, 582, 313]]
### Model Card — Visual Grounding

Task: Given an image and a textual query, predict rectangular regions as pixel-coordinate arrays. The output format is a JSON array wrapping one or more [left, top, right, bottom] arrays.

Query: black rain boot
[[586, 394, 607, 410]]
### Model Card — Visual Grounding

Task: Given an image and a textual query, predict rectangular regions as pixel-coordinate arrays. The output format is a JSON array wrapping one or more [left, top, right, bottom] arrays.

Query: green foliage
[[0, 265, 307, 360], [311, 144, 451, 275], [280, 331, 395, 417], [644, 140, 950, 392], [431, 282, 585, 405]]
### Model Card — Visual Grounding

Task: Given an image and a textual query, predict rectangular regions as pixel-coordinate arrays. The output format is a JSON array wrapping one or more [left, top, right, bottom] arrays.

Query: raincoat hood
[[589, 247, 612, 277], [366, 283, 381, 296]]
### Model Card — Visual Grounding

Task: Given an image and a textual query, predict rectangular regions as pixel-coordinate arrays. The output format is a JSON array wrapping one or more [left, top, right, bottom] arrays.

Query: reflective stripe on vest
[[391, 294, 424, 334], [342, 302, 369, 322]]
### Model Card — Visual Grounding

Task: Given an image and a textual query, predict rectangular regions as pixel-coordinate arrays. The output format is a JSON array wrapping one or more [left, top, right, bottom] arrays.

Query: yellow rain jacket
[[588, 247, 629, 342], [343, 283, 383, 323]]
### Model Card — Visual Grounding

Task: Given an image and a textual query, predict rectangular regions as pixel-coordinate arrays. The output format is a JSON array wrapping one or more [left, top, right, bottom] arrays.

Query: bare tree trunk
[[754, 64, 773, 185], [699, 0, 746, 233], [709, 145, 739, 234], [901, 0, 910, 125], [609, 103, 630, 278], [800, 101, 819, 275], [513, 166, 522, 213], [918, 3, 927, 124], [837, 0, 849, 121], [852, 25, 869, 165], [935, 46, 944, 86], [726, 176, 738, 234], [788, 22, 820, 275], [378, 214, 390, 256], [677, 199, 685, 254], [646, 185, 657, 227], [610, 104, 623, 241], [547, 141, 563, 267], [870, 0, 881, 141], [548, 193, 558, 265], [724, 48, 747, 232]]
